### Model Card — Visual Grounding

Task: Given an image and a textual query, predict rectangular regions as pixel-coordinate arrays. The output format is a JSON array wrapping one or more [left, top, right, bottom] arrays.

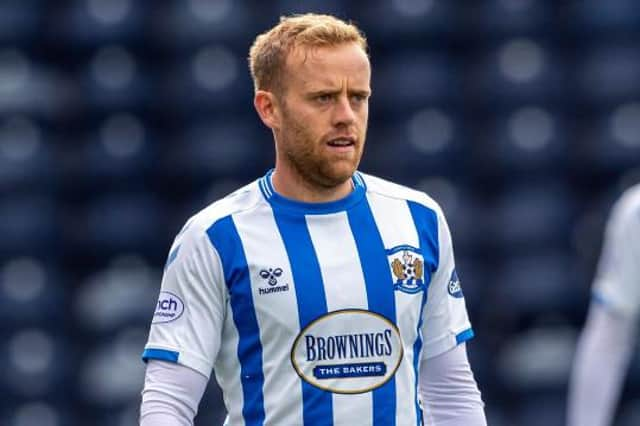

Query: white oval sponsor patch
[[152, 291, 184, 324], [291, 309, 403, 394]]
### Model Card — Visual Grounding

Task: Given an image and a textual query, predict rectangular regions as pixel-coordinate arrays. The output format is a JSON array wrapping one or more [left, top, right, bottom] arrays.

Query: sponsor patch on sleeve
[[447, 268, 464, 298], [152, 291, 185, 324]]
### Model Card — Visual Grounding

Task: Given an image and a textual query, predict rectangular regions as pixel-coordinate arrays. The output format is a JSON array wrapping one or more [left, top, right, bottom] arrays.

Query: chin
[[318, 163, 357, 187]]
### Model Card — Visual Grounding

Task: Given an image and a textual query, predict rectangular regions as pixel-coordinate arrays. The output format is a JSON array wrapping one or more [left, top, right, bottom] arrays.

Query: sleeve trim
[[142, 348, 179, 363], [456, 328, 475, 345]]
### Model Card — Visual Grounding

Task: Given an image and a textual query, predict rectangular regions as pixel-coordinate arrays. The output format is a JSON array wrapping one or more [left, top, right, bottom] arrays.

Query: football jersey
[[142, 170, 474, 426], [593, 183, 640, 318]]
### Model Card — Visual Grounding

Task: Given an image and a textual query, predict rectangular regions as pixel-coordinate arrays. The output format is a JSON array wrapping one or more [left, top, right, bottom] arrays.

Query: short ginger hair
[[248, 13, 368, 94]]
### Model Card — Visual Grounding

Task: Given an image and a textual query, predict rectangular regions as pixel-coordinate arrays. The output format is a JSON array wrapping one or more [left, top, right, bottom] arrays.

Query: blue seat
[[83, 193, 165, 253], [469, 39, 565, 106], [491, 182, 574, 250], [75, 326, 150, 406], [159, 44, 250, 113], [0, 117, 54, 191], [55, 0, 146, 46], [82, 113, 155, 183], [3, 329, 66, 398], [572, 106, 640, 172], [497, 326, 575, 390], [0, 258, 64, 326], [356, 0, 460, 41], [276, 0, 347, 18], [469, 0, 554, 37], [496, 253, 577, 314], [576, 44, 640, 104], [82, 45, 150, 111], [514, 394, 567, 426], [475, 107, 567, 174], [0, 195, 56, 256], [74, 255, 160, 333], [154, 0, 251, 47], [373, 52, 460, 112], [0, 1, 43, 43], [568, 0, 640, 34], [5, 401, 69, 426], [364, 108, 463, 180], [170, 117, 269, 179]]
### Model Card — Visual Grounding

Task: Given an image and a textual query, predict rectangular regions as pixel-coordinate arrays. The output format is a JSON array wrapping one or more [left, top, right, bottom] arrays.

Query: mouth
[[326, 137, 356, 152]]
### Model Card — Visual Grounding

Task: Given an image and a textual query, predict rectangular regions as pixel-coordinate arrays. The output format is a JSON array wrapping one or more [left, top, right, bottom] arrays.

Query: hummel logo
[[259, 267, 283, 286], [258, 267, 289, 295]]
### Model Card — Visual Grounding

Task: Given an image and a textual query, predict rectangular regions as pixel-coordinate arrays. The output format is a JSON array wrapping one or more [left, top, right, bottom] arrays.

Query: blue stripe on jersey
[[272, 212, 333, 426], [408, 201, 440, 426], [207, 217, 266, 426], [347, 200, 397, 426], [142, 348, 179, 363], [456, 328, 475, 344]]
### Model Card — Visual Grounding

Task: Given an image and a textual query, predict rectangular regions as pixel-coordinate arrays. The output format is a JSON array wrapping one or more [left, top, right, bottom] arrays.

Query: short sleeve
[[142, 220, 228, 379], [421, 210, 474, 360], [592, 192, 640, 319]]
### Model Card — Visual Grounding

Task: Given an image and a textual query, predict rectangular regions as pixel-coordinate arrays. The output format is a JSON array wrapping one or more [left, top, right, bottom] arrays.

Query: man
[[568, 183, 640, 426], [140, 13, 486, 425]]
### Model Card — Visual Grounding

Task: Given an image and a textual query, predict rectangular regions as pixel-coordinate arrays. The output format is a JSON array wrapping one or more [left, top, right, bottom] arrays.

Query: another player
[[140, 13, 486, 425], [568, 183, 640, 426]]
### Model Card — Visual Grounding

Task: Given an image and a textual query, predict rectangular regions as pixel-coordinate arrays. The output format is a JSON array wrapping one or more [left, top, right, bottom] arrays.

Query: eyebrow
[[306, 88, 371, 97]]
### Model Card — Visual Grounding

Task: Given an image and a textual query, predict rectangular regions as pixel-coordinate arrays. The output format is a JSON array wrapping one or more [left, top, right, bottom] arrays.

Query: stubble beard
[[280, 111, 364, 190]]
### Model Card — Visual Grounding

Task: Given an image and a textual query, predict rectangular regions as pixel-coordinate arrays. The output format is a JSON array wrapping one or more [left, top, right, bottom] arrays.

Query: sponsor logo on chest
[[291, 309, 403, 394]]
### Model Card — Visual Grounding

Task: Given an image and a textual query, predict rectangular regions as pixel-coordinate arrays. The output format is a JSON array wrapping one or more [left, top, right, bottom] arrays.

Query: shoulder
[[359, 172, 445, 218], [175, 180, 264, 244]]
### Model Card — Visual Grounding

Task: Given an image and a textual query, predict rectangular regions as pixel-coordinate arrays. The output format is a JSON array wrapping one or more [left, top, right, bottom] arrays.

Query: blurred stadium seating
[[1, 0, 639, 424]]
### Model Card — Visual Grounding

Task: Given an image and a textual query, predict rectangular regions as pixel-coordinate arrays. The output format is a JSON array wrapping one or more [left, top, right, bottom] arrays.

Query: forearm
[[567, 303, 637, 426], [419, 343, 486, 426], [140, 360, 209, 426]]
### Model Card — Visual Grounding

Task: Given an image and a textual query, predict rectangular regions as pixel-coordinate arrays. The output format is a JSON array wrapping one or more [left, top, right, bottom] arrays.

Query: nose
[[331, 95, 356, 127]]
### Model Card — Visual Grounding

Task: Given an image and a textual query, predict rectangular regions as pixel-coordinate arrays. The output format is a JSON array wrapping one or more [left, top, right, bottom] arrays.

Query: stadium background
[[1, 0, 640, 425]]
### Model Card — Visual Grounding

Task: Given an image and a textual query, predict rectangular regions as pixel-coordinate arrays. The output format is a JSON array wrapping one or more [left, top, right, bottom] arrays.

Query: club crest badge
[[387, 245, 426, 294]]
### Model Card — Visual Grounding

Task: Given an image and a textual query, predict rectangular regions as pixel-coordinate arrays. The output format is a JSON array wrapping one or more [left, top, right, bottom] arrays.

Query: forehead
[[284, 42, 371, 89]]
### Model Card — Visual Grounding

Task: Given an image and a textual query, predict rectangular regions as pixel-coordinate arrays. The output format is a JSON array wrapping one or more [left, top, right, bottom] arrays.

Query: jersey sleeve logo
[[447, 268, 464, 298], [152, 291, 185, 324], [387, 245, 426, 294]]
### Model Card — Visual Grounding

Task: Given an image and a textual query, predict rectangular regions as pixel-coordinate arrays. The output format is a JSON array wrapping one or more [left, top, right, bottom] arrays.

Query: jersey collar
[[259, 169, 366, 215]]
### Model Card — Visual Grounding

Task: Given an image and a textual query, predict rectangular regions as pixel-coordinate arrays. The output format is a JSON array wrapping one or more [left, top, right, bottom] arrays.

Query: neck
[[271, 167, 354, 203]]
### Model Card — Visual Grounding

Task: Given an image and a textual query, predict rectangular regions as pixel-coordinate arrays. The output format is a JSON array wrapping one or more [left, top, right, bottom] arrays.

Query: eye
[[350, 94, 368, 103], [315, 94, 333, 104]]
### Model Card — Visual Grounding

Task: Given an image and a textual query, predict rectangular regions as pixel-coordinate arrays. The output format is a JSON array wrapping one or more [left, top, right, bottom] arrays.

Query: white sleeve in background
[[567, 303, 637, 426], [140, 360, 209, 426], [568, 185, 640, 426], [592, 185, 640, 317], [419, 343, 486, 426]]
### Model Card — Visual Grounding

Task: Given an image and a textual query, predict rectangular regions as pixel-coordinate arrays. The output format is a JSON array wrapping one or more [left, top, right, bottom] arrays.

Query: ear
[[254, 90, 281, 130]]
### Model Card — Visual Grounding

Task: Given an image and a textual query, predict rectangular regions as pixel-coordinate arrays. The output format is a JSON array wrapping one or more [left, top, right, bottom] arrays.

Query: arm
[[419, 343, 486, 426], [140, 218, 228, 424], [567, 303, 637, 426], [140, 360, 209, 426], [568, 187, 640, 426]]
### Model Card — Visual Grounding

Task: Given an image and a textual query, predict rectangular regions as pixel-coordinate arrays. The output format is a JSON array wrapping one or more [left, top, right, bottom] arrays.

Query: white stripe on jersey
[[306, 212, 373, 426]]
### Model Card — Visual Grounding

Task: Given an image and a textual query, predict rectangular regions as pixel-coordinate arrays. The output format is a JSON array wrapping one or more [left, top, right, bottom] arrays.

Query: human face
[[275, 42, 371, 192]]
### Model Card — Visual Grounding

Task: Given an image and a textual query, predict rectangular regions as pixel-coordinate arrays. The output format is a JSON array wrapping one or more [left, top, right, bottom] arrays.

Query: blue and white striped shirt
[[143, 170, 474, 426]]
